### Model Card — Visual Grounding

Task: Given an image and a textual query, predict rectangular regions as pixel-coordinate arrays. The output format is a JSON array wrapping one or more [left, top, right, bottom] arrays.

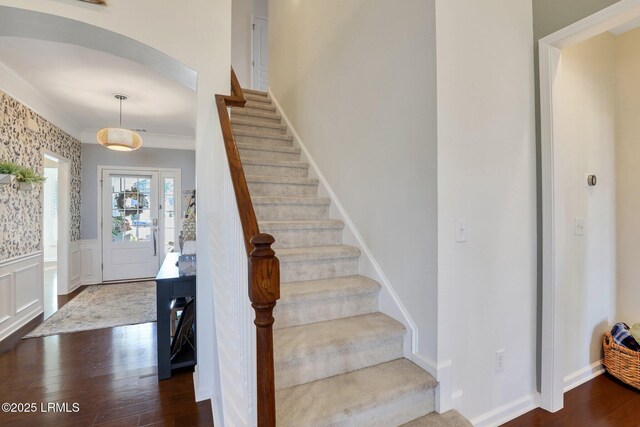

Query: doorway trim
[[539, 0, 640, 412], [96, 165, 182, 283], [41, 150, 71, 295]]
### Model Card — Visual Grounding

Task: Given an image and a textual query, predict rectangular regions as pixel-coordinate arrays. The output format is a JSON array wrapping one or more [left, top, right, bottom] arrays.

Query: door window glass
[[111, 176, 152, 242]]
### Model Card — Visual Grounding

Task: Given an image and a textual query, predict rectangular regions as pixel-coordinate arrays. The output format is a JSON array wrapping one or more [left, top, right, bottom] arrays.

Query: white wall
[[615, 28, 640, 328], [435, 0, 537, 423], [268, 0, 438, 365], [232, 0, 268, 87], [80, 144, 195, 240], [0, 1, 232, 423], [554, 33, 617, 382]]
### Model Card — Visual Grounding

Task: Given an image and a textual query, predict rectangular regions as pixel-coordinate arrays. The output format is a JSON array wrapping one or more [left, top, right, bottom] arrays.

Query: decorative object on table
[[178, 230, 185, 252], [182, 217, 196, 241], [178, 254, 196, 277], [97, 94, 143, 151], [170, 298, 195, 361], [183, 189, 196, 219], [603, 323, 640, 390], [24, 281, 156, 338]]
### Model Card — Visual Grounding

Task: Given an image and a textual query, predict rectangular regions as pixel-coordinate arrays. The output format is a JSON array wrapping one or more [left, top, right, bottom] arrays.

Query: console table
[[156, 252, 196, 380]]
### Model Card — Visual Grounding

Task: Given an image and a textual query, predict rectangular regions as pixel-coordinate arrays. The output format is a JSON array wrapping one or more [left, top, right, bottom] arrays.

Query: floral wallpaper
[[0, 91, 81, 261]]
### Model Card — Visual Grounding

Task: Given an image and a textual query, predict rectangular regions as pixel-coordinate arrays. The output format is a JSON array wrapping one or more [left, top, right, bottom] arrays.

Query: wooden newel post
[[249, 233, 280, 427]]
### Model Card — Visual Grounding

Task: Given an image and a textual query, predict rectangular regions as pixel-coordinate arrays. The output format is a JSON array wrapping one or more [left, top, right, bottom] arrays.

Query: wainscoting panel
[[0, 252, 43, 342], [0, 273, 12, 325], [69, 241, 81, 292], [80, 239, 101, 285]]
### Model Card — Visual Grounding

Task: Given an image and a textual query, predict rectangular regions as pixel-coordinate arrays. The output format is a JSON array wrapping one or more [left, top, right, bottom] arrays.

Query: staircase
[[231, 88, 471, 427]]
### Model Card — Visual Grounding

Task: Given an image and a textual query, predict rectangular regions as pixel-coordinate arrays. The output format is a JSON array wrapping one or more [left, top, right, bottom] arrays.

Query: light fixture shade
[[97, 127, 143, 151]]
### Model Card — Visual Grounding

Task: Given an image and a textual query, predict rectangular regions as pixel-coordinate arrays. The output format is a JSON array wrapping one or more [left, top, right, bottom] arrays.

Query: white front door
[[102, 170, 159, 281], [252, 16, 269, 91]]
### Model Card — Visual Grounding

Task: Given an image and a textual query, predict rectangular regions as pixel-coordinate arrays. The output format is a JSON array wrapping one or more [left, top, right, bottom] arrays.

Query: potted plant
[[16, 166, 46, 191], [0, 161, 20, 185]]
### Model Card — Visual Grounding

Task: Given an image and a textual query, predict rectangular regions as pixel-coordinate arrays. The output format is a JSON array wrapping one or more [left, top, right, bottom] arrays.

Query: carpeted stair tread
[[401, 411, 472, 427], [231, 117, 287, 131], [237, 142, 300, 154], [244, 92, 273, 103], [232, 107, 279, 119], [276, 358, 437, 427], [260, 219, 344, 231], [252, 196, 330, 206], [276, 245, 360, 262], [274, 313, 405, 389], [246, 175, 318, 185], [233, 129, 293, 141], [244, 100, 276, 111], [242, 157, 309, 169], [275, 312, 404, 360], [274, 276, 380, 329], [242, 88, 268, 97], [279, 275, 379, 302]]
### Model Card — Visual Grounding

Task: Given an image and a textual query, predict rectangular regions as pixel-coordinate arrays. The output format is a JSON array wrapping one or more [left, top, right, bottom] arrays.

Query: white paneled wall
[[211, 132, 257, 426], [0, 252, 43, 341]]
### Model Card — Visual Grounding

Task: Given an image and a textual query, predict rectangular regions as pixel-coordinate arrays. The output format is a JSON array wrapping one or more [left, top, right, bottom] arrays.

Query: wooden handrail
[[215, 68, 280, 427]]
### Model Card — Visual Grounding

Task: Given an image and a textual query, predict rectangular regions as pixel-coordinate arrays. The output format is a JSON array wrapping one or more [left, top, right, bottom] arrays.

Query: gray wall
[[531, 0, 621, 391], [81, 143, 195, 239]]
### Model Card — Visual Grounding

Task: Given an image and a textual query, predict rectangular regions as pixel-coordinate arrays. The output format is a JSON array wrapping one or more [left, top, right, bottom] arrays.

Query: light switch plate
[[574, 217, 585, 236]]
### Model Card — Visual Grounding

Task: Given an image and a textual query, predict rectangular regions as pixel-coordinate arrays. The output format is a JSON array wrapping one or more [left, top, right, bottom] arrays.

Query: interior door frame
[[96, 165, 182, 283], [250, 15, 268, 91], [41, 150, 71, 295], [538, 0, 640, 412]]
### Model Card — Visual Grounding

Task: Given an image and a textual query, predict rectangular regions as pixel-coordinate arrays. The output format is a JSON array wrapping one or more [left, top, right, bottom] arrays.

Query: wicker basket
[[603, 332, 640, 389]]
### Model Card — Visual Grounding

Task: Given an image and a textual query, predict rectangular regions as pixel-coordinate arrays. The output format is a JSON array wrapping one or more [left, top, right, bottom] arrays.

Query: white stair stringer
[[230, 89, 470, 426]]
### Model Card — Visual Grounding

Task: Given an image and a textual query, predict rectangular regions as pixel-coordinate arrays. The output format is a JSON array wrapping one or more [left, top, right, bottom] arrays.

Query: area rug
[[24, 281, 156, 338]]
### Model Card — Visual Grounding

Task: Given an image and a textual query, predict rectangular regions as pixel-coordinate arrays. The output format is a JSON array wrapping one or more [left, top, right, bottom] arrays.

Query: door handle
[[153, 228, 157, 256]]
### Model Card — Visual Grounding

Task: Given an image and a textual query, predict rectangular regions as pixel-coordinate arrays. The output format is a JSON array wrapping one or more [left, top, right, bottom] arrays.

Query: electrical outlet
[[495, 349, 505, 372]]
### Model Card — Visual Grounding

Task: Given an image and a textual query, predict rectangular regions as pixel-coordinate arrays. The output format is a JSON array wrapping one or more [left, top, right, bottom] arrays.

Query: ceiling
[[0, 37, 196, 145]]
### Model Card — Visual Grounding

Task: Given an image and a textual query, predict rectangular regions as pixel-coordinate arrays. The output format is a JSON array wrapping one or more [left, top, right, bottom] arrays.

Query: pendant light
[[97, 94, 143, 151]]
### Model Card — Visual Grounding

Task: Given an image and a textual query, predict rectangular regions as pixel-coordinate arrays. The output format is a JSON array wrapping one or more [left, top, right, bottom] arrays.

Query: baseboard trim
[[470, 393, 540, 427], [0, 313, 42, 354], [564, 360, 604, 392]]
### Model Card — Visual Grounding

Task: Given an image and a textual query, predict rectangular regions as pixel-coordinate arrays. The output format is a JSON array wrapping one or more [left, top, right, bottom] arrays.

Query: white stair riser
[[231, 111, 282, 125], [243, 163, 309, 178], [254, 203, 330, 221], [267, 227, 343, 248], [235, 134, 293, 147], [232, 123, 288, 135], [275, 335, 403, 390], [274, 291, 378, 329], [239, 148, 300, 161], [280, 257, 359, 283], [248, 181, 318, 197]]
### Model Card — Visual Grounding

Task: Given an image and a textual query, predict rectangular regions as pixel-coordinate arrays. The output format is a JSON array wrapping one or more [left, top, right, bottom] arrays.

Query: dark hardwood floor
[[504, 373, 640, 426], [0, 290, 213, 426]]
